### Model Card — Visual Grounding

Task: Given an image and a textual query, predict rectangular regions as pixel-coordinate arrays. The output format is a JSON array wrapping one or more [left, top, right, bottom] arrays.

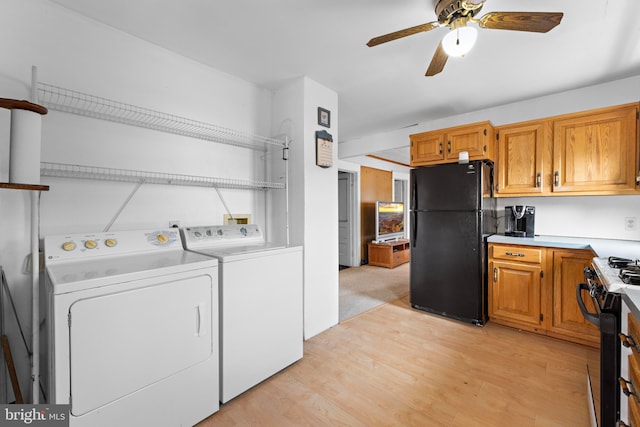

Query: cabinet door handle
[[505, 251, 525, 257], [619, 377, 639, 400], [620, 332, 640, 354], [493, 267, 497, 282], [447, 140, 451, 154], [439, 142, 443, 155], [536, 172, 541, 187], [554, 171, 559, 187]]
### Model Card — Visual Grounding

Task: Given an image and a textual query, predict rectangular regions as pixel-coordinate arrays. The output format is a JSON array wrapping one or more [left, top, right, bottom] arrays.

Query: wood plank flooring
[[197, 295, 597, 426]]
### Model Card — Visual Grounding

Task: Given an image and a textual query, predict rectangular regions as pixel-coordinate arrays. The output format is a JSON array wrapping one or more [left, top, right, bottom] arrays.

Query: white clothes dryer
[[43, 228, 219, 427], [181, 224, 303, 403]]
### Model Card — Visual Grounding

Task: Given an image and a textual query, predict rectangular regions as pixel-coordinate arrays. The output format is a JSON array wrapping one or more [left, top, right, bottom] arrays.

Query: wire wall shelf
[[40, 162, 284, 191], [37, 83, 286, 151]]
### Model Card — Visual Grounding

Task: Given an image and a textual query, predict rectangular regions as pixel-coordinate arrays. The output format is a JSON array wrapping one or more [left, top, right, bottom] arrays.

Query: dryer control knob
[[84, 240, 97, 249], [156, 233, 169, 244], [104, 239, 117, 247], [62, 241, 76, 251]]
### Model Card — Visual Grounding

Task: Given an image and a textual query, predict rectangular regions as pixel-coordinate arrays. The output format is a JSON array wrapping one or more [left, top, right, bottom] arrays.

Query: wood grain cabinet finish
[[495, 120, 552, 195], [488, 244, 544, 330], [410, 121, 495, 166], [495, 102, 640, 197], [488, 243, 599, 347], [552, 103, 639, 194], [368, 240, 410, 269], [547, 249, 599, 346]]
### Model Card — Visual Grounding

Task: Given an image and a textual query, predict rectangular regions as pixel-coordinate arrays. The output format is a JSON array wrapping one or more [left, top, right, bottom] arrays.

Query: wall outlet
[[625, 217, 638, 231], [169, 220, 181, 228]]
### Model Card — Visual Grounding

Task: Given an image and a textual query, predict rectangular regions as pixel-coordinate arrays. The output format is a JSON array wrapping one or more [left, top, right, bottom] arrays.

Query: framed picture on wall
[[318, 107, 330, 128]]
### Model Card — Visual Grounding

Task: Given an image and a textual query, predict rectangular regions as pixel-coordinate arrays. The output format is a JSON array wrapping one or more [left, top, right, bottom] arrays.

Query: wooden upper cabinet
[[496, 120, 552, 195], [552, 103, 639, 194], [410, 121, 494, 166]]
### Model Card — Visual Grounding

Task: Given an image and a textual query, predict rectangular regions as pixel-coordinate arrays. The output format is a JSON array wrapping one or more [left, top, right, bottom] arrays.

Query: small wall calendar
[[315, 130, 333, 168]]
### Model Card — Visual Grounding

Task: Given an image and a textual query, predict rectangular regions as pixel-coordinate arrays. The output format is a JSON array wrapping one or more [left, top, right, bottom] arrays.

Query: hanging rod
[[36, 83, 286, 151], [40, 162, 284, 191]]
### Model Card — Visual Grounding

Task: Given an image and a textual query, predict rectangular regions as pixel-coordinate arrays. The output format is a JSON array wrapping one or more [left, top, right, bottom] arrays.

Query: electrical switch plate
[[625, 217, 637, 231]]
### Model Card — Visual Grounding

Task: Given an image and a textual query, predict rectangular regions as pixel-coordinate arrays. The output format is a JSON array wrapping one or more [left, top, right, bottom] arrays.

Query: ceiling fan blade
[[478, 12, 563, 33], [367, 21, 440, 47], [425, 42, 448, 77]]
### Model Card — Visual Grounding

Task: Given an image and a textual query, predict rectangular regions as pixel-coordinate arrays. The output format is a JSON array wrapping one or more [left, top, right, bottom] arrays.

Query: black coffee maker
[[504, 206, 535, 237]]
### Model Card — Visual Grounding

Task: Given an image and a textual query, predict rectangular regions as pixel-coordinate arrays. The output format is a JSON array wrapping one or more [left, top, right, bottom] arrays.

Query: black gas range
[[581, 256, 640, 427]]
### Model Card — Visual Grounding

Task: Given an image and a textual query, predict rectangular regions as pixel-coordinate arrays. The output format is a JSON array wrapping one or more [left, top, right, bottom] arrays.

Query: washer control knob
[[84, 240, 97, 249], [156, 233, 169, 244], [62, 241, 76, 251], [104, 239, 117, 247]]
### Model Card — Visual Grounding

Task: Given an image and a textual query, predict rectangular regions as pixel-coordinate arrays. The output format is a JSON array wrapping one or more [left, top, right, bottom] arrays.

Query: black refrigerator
[[410, 160, 496, 326]]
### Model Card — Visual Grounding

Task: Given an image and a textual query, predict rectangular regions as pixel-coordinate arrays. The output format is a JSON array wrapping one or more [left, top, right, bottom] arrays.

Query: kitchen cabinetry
[[409, 121, 494, 166], [547, 249, 599, 346], [495, 102, 640, 197], [488, 243, 598, 347], [495, 119, 552, 195], [368, 240, 410, 269], [488, 244, 544, 330], [553, 103, 639, 194], [620, 303, 638, 427]]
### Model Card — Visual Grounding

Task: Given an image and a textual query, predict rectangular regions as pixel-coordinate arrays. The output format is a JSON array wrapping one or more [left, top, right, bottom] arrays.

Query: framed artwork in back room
[[318, 107, 330, 128]]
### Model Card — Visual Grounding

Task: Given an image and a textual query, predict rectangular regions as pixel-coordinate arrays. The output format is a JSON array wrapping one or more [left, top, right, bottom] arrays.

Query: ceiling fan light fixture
[[441, 26, 477, 57]]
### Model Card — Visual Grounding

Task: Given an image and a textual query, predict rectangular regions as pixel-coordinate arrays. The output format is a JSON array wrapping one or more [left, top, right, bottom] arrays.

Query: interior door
[[69, 275, 213, 416], [338, 171, 353, 266]]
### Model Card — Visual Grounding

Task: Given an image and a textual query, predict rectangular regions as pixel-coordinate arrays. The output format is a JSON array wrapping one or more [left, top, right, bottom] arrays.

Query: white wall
[[0, 0, 274, 401], [273, 77, 339, 340], [340, 75, 640, 243]]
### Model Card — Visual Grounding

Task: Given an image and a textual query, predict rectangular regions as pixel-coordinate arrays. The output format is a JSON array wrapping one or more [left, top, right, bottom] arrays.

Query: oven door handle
[[576, 282, 600, 327]]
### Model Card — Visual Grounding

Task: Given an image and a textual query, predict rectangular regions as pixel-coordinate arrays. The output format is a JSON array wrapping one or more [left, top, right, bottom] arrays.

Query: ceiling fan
[[367, 0, 563, 76]]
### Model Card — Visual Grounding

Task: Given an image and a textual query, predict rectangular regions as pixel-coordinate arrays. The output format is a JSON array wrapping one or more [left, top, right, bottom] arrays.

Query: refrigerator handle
[[411, 176, 417, 211], [411, 210, 417, 248]]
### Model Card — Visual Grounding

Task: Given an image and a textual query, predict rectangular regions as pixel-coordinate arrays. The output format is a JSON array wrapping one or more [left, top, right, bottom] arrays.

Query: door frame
[[338, 170, 359, 267]]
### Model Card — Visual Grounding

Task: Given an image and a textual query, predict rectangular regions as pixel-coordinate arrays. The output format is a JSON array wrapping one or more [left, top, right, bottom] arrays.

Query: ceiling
[[49, 0, 640, 165]]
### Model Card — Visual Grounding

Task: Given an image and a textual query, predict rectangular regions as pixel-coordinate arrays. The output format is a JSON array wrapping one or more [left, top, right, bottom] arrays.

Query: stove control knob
[[193, 231, 203, 238], [156, 233, 169, 244], [583, 267, 597, 280], [62, 241, 76, 251], [104, 239, 117, 247], [84, 240, 97, 249], [216, 229, 223, 236]]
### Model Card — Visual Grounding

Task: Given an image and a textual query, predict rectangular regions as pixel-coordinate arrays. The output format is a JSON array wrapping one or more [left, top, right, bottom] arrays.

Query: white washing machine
[[43, 228, 219, 427], [181, 224, 303, 403]]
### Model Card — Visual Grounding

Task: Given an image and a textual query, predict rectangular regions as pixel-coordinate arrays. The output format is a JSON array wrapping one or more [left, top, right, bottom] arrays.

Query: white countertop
[[487, 234, 640, 260]]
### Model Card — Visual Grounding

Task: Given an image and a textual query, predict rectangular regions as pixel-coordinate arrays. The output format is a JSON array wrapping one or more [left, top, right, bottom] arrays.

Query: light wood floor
[[198, 295, 597, 426]]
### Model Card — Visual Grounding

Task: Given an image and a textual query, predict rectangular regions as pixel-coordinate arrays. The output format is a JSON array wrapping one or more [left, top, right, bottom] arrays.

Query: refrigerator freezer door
[[411, 161, 483, 212], [410, 210, 486, 324]]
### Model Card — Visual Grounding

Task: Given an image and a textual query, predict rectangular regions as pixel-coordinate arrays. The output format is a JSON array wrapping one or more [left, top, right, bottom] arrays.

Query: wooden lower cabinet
[[488, 243, 599, 347], [368, 240, 410, 269], [547, 249, 599, 346], [489, 259, 543, 329]]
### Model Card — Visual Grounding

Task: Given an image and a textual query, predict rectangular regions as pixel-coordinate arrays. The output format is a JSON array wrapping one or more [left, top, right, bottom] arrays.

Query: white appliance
[[43, 228, 219, 427], [181, 224, 303, 403]]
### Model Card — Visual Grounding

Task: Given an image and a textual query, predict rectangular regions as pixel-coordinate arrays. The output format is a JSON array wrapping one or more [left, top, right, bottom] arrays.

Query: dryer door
[[68, 274, 214, 416]]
